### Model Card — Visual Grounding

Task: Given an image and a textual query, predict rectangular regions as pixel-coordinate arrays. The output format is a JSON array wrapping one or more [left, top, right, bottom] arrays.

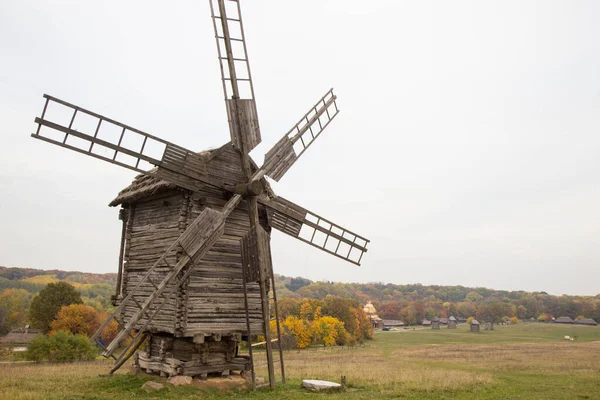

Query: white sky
[[1, 1, 598, 296]]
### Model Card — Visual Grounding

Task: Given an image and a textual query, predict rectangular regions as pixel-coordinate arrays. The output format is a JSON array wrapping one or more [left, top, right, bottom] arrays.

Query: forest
[[1, 266, 599, 338]]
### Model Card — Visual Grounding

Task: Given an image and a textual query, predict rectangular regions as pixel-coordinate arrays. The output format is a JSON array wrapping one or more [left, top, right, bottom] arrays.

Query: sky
[[1, 1, 599, 296]]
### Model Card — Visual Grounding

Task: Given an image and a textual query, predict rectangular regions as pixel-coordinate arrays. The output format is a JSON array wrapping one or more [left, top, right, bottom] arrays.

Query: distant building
[[448, 316, 457, 329], [574, 318, 597, 326], [470, 319, 480, 333], [431, 316, 440, 330], [363, 301, 383, 329], [484, 319, 494, 331], [382, 320, 405, 329], [0, 326, 42, 351], [555, 316, 574, 324], [422, 319, 431, 326]]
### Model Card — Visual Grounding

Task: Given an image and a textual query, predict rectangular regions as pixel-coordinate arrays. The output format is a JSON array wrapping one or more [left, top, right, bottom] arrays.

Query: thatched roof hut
[[555, 316, 574, 324], [382, 320, 405, 328], [470, 319, 480, 333], [422, 319, 431, 326], [575, 318, 597, 326], [0, 327, 42, 348], [431, 316, 440, 330]]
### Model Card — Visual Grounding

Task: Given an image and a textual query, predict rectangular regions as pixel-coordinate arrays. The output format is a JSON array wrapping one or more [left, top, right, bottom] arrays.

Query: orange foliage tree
[[50, 304, 102, 337]]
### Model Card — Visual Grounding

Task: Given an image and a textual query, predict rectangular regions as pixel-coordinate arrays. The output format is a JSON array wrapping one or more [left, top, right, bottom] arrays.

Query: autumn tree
[[29, 282, 82, 333], [0, 289, 32, 334], [50, 304, 102, 337], [312, 316, 347, 346], [282, 316, 311, 348]]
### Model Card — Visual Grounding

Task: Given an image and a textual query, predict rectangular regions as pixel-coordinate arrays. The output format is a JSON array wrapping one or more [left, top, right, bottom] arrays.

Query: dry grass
[[1, 325, 599, 399], [0, 361, 116, 399], [255, 348, 493, 391], [395, 342, 600, 374]]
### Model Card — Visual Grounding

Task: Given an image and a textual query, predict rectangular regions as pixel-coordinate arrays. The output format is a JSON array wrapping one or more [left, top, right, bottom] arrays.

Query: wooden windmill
[[30, 0, 369, 388]]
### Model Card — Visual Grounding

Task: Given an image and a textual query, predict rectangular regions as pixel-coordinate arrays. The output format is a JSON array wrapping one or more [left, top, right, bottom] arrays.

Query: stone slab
[[302, 379, 342, 391]]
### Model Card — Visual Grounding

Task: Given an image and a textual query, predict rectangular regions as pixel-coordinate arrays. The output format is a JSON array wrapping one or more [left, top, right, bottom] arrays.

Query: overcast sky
[[1, 1, 598, 296]]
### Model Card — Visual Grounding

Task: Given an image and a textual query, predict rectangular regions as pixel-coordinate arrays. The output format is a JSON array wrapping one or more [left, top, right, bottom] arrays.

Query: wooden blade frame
[[261, 89, 339, 181], [210, 0, 261, 152], [263, 196, 369, 266], [32, 94, 228, 191]]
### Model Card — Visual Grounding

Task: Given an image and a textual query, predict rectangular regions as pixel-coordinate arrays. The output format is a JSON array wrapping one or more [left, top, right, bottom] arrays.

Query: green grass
[[1, 323, 599, 399]]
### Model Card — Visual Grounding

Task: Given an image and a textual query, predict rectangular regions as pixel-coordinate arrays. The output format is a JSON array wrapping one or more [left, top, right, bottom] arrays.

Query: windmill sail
[[262, 89, 339, 181], [210, 0, 261, 152], [263, 196, 369, 266], [32, 94, 227, 190]]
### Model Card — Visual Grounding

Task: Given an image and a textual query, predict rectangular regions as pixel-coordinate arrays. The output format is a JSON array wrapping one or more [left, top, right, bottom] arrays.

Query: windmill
[[30, 0, 369, 388]]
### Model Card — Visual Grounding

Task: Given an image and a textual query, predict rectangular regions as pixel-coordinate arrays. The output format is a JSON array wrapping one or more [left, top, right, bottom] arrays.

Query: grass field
[[1, 323, 599, 399]]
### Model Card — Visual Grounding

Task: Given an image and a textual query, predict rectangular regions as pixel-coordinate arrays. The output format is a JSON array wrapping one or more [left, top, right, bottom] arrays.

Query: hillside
[[0, 266, 598, 335]]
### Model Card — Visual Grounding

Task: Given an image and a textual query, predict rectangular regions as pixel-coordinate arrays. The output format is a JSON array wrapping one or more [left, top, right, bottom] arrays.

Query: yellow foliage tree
[[509, 316, 519, 325], [299, 302, 313, 320], [283, 316, 311, 349], [312, 316, 346, 347], [466, 316, 474, 325]]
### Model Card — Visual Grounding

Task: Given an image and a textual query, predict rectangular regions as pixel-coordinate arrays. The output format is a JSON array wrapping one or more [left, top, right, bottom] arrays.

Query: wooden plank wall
[[184, 184, 265, 336]]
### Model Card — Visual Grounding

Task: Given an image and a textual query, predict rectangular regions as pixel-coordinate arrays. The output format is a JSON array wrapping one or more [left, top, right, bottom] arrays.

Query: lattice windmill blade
[[32, 94, 228, 191], [261, 195, 369, 266], [261, 89, 339, 182], [210, 0, 261, 153]]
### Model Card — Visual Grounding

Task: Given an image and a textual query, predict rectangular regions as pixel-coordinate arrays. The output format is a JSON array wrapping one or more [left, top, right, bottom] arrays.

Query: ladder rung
[[251, 338, 279, 347], [219, 57, 247, 62], [212, 16, 241, 22], [216, 35, 243, 42], [223, 78, 250, 81]]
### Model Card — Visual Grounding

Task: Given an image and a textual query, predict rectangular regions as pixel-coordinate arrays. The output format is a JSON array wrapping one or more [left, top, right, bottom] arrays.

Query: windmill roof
[[109, 172, 179, 206], [109, 143, 266, 206]]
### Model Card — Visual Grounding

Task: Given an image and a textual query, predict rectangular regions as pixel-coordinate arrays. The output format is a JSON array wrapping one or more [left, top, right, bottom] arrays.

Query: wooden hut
[[484, 319, 494, 331], [109, 144, 269, 377], [470, 319, 480, 333], [431, 316, 440, 330], [575, 318, 597, 326], [0, 326, 42, 350], [555, 316, 574, 324], [382, 320, 405, 330], [422, 319, 431, 327], [448, 316, 457, 329]]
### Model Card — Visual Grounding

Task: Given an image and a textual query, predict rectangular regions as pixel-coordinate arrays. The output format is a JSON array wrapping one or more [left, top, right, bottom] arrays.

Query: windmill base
[[134, 333, 250, 378]]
